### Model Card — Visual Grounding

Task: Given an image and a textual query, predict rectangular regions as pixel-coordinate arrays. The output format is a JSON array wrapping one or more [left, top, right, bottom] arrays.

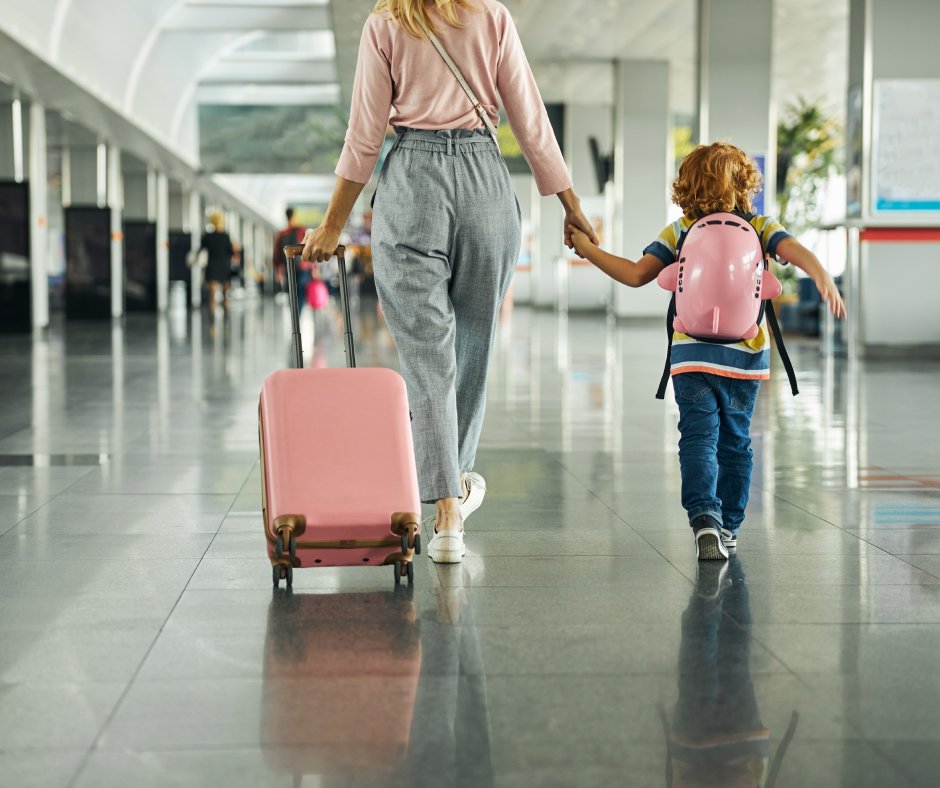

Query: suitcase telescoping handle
[[282, 243, 357, 370]]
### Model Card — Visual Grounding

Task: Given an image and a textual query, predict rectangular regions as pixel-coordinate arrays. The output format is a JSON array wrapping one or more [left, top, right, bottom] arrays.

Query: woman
[[200, 211, 237, 313], [303, 0, 595, 563]]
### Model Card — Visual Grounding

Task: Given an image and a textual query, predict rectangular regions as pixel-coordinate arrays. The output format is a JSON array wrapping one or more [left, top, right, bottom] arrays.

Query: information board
[[872, 80, 940, 213]]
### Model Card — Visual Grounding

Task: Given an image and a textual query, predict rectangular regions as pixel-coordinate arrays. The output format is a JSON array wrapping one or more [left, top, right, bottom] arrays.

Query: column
[[508, 173, 533, 305], [108, 145, 123, 318], [261, 225, 274, 297], [156, 173, 169, 311], [530, 181, 564, 309], [697, 0, 775, 212], [188, 189, 203, 307], [564, 103, 613, 312], [612, 60, 672, 318], [28, 102, 49, 329], [243, 221, 258, 296], [66, 142, 106, 206]]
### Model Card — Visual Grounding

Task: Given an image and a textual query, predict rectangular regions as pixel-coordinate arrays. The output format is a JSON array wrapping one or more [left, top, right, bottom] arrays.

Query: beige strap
[[416, 16, 499, 138]]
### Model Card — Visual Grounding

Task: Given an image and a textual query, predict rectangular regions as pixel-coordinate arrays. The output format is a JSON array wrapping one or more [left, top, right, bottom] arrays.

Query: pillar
[[66, 142, 106, 207], [108, 145, 123, 318], [187, 188, 203, 307], [243, 221, 258, 296], [612, 60, 672, 318], [28, 102, 49, 329], [530, 181, 564, 308], [509, 173, 533, 305], [156, 173, 169, 311], [697, 0, 775, 213], [564, 102, 613, 312]]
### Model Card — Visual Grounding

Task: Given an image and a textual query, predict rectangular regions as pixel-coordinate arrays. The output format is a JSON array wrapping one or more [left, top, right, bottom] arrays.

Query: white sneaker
[[458, 472, 486, 522], [427, 526, 466, 564]]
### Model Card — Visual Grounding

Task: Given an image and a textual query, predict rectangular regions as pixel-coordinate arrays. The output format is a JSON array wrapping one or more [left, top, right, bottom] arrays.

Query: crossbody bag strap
[[416, 16, 499, 138]]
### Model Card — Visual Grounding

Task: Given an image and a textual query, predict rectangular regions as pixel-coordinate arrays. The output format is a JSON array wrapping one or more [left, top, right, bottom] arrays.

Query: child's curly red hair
[[671, 142, 762, 218]]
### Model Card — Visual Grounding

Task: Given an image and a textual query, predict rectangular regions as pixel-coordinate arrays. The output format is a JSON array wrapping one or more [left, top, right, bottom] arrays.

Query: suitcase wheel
[[274, 532, 298, 560], [272, 563, 293, 589], [407, 560, 414, 585], [400, 522, 421, 557], [393, 561, 401, 585]]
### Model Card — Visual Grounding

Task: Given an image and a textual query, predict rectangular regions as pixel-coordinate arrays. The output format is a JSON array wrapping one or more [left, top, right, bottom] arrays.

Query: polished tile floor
[[1, 293, 939, 787]]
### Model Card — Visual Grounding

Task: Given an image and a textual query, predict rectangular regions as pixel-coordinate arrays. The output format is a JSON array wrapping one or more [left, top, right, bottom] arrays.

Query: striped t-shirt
[[643, 213, 792, 381]]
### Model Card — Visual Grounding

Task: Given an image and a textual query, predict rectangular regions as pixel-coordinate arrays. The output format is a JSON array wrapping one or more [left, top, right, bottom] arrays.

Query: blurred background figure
[[200, 211, 238, 314], [273, 207, 307, 303], [349, 208, 376, 299]]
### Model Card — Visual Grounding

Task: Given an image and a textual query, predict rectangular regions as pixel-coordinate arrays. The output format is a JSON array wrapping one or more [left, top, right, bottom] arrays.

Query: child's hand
[[814, 272, 846, 319], [568, 226, 595, 259]]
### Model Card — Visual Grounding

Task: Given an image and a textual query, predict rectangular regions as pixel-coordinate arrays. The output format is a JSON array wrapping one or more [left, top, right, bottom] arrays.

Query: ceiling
[[0, 0, 847, 223]]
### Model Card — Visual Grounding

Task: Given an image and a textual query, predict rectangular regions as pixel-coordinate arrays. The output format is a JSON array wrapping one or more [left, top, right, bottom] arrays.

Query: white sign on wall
[[872, 80, 940, 213]]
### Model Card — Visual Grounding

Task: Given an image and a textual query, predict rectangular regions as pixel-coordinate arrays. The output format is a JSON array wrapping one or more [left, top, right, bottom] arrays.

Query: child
[[569, 142, 846, 560]]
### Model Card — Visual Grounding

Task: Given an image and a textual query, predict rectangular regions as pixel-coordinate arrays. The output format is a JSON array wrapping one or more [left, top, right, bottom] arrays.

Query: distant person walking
[[273, 207, 308, 310], [200, 211, 237, 313], [303, 0, 595, 563]]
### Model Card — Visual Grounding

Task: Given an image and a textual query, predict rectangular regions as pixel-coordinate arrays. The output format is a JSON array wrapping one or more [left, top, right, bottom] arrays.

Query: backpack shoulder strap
[[655, 294, 677, 399], [765, 299, 799, 395]]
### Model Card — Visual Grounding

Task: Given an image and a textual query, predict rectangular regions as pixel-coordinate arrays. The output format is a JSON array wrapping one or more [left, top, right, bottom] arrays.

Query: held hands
[[302, 225, 342, 264], [567, 225, 596, 261], [563, 206, 598, 257]]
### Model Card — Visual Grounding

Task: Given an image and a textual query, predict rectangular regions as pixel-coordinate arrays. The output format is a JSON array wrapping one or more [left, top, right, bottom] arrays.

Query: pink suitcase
[[259, 244, 422, 588]]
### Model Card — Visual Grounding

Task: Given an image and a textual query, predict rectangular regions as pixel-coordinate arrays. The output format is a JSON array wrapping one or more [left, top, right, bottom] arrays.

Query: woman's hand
[[813, 271, 847, 319], [568, 226, 596, 260], [564, 205, 598, 254], [556, 188, 598, 255], [302, 224, 342, 263]]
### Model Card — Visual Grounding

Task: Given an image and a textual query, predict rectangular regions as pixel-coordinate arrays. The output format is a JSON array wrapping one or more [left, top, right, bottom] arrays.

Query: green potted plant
[[773, 99, 842, 330]]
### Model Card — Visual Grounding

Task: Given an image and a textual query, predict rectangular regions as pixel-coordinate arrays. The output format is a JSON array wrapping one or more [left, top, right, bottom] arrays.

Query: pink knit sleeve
[[495, 9, 572, 196], [335, 17, 393, 184]]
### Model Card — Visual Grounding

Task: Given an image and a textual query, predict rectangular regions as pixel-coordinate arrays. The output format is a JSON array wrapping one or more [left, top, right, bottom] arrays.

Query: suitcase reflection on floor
[[261, 584, 494, 787], [660, 558, 799, 788]]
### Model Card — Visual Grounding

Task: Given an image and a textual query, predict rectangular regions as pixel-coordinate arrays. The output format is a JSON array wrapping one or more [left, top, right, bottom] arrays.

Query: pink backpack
[[654, 212, 798, 399]]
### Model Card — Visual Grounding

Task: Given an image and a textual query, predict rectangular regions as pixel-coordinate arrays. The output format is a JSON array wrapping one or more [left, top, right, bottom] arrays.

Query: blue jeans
[[673, 372, 760, 532]]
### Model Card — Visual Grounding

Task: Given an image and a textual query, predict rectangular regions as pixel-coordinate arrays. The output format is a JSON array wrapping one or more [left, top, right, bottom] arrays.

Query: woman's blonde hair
[[671, 142, 762, 218], [373, 0, 476, 37], [209, 211, 225, 231]]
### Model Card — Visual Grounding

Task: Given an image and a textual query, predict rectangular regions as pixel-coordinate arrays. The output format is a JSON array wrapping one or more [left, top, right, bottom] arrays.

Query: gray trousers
[[372, 128, 521, 502]]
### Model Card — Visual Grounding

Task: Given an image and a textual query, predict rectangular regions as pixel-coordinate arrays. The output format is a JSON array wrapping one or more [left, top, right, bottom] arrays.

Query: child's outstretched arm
[[569, 227, 662, 288], [775, 237, 847, 319]]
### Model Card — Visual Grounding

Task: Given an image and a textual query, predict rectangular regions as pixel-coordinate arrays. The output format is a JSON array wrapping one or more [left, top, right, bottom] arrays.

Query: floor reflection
[[262, 578, 493, 788], [663, 558, 799, 788]]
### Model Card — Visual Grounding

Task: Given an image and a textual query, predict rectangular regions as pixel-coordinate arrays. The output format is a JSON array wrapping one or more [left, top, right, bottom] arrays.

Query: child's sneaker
[[692, 515, 728, 561], [721, 528, 738, 554]]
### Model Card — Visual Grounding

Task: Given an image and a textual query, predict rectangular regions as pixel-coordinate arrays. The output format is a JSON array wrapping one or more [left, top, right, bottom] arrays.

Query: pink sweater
[[335, 0, 572, 196]]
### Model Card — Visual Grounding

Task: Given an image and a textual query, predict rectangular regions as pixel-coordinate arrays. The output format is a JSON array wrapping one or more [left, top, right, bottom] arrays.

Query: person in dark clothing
[[200, 211, 237, 312], [273, 207, 308, 308]]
